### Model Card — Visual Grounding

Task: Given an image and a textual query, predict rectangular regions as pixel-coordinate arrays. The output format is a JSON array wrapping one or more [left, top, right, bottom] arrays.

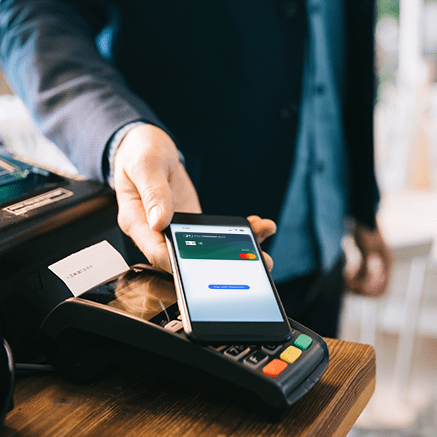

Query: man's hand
[[114, 124, 201, 273], [344, 222, 392, 297], [113, 124, 277, 274]]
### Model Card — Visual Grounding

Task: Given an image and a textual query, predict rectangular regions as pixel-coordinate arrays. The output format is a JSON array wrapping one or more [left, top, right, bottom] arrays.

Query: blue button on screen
[[208, 284, 250, 290]]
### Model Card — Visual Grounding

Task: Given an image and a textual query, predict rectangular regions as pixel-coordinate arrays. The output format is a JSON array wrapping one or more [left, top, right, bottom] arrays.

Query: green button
[[294, 334, 312, 350]]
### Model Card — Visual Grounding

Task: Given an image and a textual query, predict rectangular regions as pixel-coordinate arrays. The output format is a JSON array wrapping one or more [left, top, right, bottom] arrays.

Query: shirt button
[[309, 4, 321, 13], [278, 101, 299, 122], [313, 162, 325, 172], [314, 84, 325, 95], [277, 0, 302, 20]]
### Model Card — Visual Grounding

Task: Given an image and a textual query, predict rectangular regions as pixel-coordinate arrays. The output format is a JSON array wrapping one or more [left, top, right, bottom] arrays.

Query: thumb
[[136, 164, 175, 231], [113, 124, 180, 232]]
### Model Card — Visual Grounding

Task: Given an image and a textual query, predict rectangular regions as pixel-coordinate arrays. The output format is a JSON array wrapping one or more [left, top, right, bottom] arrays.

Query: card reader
[[40, 264, 329, 418]]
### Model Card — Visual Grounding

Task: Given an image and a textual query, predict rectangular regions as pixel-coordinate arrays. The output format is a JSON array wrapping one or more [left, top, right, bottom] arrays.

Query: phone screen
[[168, 223, 285, 323]]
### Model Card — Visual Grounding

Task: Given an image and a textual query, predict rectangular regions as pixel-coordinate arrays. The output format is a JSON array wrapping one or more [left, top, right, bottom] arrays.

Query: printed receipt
[[48, 240, 130, 297]]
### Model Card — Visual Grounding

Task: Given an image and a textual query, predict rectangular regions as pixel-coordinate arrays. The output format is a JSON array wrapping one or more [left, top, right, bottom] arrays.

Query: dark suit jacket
[[0, 0, 378, 228]]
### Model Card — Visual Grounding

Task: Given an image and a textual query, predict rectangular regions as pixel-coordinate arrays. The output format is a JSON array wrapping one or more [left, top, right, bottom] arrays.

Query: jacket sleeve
[[0, 0, 170, 181], [343, 0, 380, 230]]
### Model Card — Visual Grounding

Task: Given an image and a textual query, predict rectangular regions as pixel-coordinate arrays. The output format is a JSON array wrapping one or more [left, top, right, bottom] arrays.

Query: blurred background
[[0, 0, 436, 435], [342, 0, 437, 436]]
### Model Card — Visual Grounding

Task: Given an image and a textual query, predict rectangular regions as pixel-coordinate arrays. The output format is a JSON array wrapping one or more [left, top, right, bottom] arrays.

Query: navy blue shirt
[[105, 0, 348, 281], [269, 0, 347, 282]]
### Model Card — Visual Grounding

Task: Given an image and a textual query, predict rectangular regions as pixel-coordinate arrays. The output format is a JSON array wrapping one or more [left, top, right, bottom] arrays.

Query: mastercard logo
[[239, 252, 257, 260]]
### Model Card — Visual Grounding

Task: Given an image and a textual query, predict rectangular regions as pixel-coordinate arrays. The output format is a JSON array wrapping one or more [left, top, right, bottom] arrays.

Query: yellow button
[[280, 346, 302, 364]]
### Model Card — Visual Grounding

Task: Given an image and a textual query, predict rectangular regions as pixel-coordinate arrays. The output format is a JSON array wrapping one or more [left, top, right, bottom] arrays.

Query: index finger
[[247, 215, 277, 243]]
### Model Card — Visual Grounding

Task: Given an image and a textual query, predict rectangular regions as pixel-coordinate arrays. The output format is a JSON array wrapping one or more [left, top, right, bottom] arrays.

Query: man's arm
[[0, 0, 202, 271], [0, 0, 171, 181], [342, 1, 392, 297], [0, 1, 275, 272]]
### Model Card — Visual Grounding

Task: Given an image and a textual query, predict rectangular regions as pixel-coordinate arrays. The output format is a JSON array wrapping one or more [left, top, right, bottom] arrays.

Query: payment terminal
[[41, 264, 329, 418]]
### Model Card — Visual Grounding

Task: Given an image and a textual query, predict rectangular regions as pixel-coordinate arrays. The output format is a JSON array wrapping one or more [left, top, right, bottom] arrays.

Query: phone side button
[[243, 350, 269, 368], [224, 345, 251, 360]]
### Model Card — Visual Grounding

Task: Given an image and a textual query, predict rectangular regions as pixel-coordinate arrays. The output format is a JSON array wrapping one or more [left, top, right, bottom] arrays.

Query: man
[[0, 0, 391, 337]]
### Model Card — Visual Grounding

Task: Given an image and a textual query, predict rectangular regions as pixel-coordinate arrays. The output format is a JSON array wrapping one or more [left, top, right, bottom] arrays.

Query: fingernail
[[148, 205, 161, 228]]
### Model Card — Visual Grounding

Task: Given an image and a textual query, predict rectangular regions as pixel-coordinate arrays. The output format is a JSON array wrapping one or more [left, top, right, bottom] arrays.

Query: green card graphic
[[175, 232, 259, 260]]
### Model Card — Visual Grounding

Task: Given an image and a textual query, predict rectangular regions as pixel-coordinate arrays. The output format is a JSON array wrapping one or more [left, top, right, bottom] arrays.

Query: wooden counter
[[3, 338, 375, 437]]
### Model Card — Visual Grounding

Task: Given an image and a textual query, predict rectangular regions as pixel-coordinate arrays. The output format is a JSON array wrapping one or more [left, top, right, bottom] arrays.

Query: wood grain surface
[[2, 338, 375, 437]]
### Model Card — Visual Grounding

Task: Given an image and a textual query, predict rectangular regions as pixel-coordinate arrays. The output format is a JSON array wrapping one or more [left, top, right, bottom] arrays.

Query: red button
[[262, 359, 287, 377]]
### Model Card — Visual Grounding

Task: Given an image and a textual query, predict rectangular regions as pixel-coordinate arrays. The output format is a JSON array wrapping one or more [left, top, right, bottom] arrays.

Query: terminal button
[[262, 359, 287, 377], [224, 345, 251, 360], [244, 350, 269, 368], [164, 320, 183, 332], [280, 346, 302, 364], [294, 334, 312, 350], [261, 344, 283, 355]]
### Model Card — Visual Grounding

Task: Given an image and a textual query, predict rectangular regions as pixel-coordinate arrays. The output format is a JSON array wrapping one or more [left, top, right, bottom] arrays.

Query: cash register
[[0, 148, 131, 361]]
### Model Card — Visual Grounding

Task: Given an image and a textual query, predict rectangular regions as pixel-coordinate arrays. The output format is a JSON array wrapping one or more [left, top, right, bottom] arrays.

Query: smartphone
[[164, 213, 292, 345]]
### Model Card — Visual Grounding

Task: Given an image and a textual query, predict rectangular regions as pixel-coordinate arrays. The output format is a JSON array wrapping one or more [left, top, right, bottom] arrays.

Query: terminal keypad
[[161, 312, 314, 379]]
